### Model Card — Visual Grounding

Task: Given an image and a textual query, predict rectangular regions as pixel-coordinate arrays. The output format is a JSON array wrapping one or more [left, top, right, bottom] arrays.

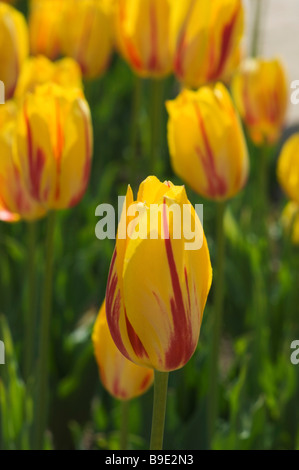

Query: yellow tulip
[[231, 58, 288, 146], [15, 83, 93, 211], [170, 0, 244, 88], [0, 3, 28, 99], [29, 0, 64, 60], [92, 301, 154, 400], [166, 83, 249, 201], [277, 133, 299, 205], [106, 176, 212, 372], [61, 0, 114, 79], [115, 0, 173, 78], [14, 56, 83, 98], [0, 101, 45, 222], [281, 202, 299, 246]]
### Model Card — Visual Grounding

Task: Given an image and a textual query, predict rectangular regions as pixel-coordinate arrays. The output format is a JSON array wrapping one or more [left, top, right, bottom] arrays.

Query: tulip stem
[[120, 400, 129, 450], [34, 211, 56, 450], [130, 77, 142, 186], [150, 79, 165, 174], [208, 201, 226, 448], [150, 370, 169, 450], [251, 0, 263, 57], [24, 221, 37, 381]]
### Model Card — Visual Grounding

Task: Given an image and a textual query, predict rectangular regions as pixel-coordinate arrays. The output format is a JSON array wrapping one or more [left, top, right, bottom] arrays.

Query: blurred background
[[0, 0, 299, 451]]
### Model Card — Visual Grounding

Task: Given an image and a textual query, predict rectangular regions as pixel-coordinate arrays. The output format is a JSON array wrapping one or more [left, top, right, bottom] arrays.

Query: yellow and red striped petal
[[166, 83, 249, 201], [106, 178, 212, 371]]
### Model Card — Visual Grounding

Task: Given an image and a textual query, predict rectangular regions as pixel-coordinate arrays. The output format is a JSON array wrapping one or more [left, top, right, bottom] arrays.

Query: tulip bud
[[170, 0, 244, 88], [231, 58, 288, 146], [281, 202, 299, 246], [61, 0, 114, 79], [115, 0, 173, 78], [277, 133, 299, 205], [106, 176, 212, 372], [15, 83, 93, 211], [0, 102, 45, 222], [29, 0, 64, 60], [15, 56, 83, 98], [0, 3, 29, 99], [166, 83, 249, 201], [92, 301, 154, 400]]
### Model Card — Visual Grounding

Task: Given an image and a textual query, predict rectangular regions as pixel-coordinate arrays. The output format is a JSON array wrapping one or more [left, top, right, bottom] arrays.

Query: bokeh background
[[1, 0, 299, 450]]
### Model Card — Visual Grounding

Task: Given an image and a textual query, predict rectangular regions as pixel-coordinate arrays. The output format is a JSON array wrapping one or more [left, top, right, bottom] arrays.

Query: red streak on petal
[[209, 6, 240, 81], [112, 376, 127, 399], [106, 250, 131, 363], [195, 105, 227, 198], [163, 202, 194, 370], [24, 107, 46, 201], [55, 100, 64, 201], [173, 0, 196, 80], [119, 1, 143, 72], [174, 31, 186, 80], [148, 3, 158, 72], [125, 312, 149, 361], [243, 73, 257, 125]]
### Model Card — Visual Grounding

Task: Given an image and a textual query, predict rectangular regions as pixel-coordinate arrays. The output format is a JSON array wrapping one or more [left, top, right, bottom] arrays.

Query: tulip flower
[[106, 176, 212, 372], [277, 133, 299, 205], [115, 0, 173, 78], [0, 102, 45, 222], [231, 58, 288, 146], [0, 3, 28, 99], [15, 83, 93, 211], [14, 56, 83, 98], [281, 202, 299, 246], [92, 301, 154, 400], [166, 83, 249, 201], [170, 0, 244, 88], [29, 0, 64, 60], [61, 0, 114, 79]]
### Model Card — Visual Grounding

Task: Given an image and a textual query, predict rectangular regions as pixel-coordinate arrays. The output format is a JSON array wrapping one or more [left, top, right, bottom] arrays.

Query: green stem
[[33, 211, 56, 450], [208, 201, 226, 447], [150, 79, 165, 175], [258, 145, 270, 234], [130, 77, 142, 186], [150, 370, 169, 450], [24, 221, 37, 381], [120, 400, 129, 450], [251, 0, 263, 57]]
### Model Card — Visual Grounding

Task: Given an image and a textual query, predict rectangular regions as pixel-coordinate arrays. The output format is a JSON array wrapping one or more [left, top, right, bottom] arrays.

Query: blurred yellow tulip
[[0, 3, 28, 99], [92, 301, 154, 400], [106, 176, 212, 372], [15, 83, 93, 211], [166, 83, 249, 201], [15, 56, 83, 98], [115, 0, 173, 78], [281, 202, 299, 246], [61, 0, 114, 79], [170, 0, 244, 88], [0, 101, 45, 222], [232, 58, 288, 146], [277, 133, 299, 205], [29, 0, 64, 60]]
